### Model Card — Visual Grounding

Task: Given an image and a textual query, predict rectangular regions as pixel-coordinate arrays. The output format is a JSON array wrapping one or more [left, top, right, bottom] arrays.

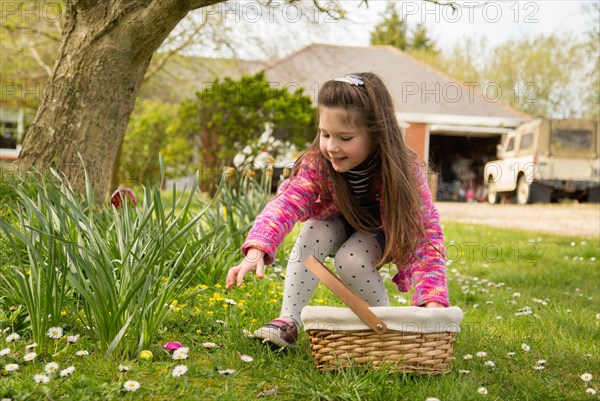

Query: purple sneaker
[[253, 318, 298, 349]]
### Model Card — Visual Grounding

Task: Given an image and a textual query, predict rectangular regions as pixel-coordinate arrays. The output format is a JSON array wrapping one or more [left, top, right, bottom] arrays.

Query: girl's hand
[[424, 302, 444, 308], [225, 248, 265, 291]]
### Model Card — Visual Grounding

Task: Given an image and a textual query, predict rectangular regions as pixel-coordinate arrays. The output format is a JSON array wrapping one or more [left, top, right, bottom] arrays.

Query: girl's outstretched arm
[[226, 248, 265, 290]]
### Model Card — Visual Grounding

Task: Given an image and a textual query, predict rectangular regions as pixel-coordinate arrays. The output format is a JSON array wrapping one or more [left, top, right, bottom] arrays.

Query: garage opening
[[429, 133, 502, 202]]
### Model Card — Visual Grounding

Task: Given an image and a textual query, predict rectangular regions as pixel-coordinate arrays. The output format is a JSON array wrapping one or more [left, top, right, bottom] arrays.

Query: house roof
[[263, 43, 531, 127]]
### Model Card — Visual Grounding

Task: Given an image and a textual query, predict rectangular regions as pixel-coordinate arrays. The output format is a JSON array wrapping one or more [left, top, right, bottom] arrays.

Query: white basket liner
[[301, 306, 464, 333]]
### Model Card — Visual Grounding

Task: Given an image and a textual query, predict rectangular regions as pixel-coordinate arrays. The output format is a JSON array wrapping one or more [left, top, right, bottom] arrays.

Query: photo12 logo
[[1, 1, 63, 23], [199, 1, 341, 24], [446, 240, 546, 264], [399, 1, 540, 24]]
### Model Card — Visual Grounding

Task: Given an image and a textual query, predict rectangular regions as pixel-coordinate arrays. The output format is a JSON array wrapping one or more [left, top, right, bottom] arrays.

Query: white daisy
[[463, 354, 473, 360], [218, 369, 236, 375], [25, 343, 38, 350], [581, 373, 593, 382], [123, 380, 140, 391], [533, 365, 545, 370], [521, 343, 531, 352], [172, 364, 188, 377], [425, 398, 441, 401], [586, 388, 597, 395], [536, 360, 546, 365], [4, 363, 19, 372], [5, 333, 20, 342], [477, 387, 488, 395], [507, 352, 516, 356], [0, 348, 10, 356], [23, 352, 36, 361], [202, 342, 217, 349], [66, 335, 79, 343], [75, 350, 89, 356], [476, 351, 487, 358], [47, 327, 63, 339], [172, 347, 189, 360], [45, 362, 59, 374], [458, 369, 470, 374], [484, 360, 495, 367], [240, 354, 253, 363], [59, 366, 75, 377], [224, 299, 237, 305], [33, 374, 50, 384], [118, 364, 131, 372]]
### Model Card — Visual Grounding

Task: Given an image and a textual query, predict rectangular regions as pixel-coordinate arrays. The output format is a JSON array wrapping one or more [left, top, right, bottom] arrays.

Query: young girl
[[226, 72, 449, 349]]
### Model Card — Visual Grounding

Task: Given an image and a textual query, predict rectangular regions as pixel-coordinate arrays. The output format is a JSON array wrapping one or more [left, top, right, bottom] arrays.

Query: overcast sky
[[332, 0, 592, 51], [188, 0, 595, 59]]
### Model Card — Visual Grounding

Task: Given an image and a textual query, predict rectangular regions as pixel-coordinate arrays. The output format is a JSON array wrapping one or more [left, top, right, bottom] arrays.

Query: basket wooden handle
[[304, 255, 388, 334]]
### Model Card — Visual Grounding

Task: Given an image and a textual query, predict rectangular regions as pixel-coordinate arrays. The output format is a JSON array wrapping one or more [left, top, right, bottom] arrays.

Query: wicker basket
[[301, 256, 464, 374]]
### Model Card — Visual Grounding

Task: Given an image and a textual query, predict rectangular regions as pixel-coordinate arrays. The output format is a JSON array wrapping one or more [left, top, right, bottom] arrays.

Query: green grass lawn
[[1, 221, 599, 401]]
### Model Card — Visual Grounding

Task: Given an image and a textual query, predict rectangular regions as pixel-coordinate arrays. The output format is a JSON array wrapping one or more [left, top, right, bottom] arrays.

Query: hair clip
[[334, 74, 364, 86]]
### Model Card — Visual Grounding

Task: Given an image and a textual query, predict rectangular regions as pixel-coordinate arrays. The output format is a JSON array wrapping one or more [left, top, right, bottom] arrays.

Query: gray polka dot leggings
[[280, 216, 389, 327]]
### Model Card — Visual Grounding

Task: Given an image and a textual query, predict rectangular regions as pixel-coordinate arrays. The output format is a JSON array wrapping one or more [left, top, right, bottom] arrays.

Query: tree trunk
[[18, 0, 223, 200]]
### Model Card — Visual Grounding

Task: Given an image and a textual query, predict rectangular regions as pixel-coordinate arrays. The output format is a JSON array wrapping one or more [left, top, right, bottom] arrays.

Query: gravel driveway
[[435, 202, 600, 238]]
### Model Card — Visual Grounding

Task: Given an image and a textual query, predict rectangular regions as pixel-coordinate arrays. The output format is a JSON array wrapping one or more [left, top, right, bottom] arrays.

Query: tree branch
[[28, 46, 54, 77], [1, 24, 61, 43], [143, 17, 209, 82], [184, 0, 227, 12]]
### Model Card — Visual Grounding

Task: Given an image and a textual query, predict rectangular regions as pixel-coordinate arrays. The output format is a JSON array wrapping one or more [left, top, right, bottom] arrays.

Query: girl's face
[[318, 106, 375, 173]]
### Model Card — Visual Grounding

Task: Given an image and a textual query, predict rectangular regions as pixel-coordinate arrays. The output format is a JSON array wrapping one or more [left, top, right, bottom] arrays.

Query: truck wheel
[[516, 175, 531, 205], [487, 180, 499, 204]]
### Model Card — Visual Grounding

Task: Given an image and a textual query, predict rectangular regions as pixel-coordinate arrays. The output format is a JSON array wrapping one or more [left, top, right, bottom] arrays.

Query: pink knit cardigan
[[242, 152, 449, 307]]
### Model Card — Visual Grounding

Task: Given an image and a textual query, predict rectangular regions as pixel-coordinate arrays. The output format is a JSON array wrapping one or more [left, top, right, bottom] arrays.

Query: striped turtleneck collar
[[343, 150, 381, 195]]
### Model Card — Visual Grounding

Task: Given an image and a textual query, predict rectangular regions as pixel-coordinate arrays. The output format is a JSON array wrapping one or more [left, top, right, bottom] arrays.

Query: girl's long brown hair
[[291, 72, 426, 268]]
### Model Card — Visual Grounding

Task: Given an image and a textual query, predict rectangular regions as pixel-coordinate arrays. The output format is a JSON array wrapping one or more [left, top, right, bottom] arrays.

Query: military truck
[[484, 119, 600, 204]]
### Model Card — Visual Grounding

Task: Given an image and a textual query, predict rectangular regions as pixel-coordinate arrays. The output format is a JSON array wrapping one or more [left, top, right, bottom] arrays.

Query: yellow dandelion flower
[[211, 293, 224, 301]]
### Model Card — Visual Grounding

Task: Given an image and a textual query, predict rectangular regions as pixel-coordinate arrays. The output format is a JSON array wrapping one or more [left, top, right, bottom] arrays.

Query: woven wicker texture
[[306, 329, 456, 374]]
